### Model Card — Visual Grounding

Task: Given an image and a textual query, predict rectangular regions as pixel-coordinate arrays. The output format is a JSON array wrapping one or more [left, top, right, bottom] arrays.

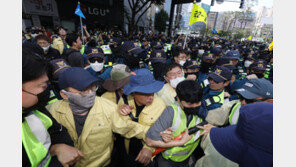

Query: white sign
[[88, 7, 110, 16], [23, 0, 59, 17]]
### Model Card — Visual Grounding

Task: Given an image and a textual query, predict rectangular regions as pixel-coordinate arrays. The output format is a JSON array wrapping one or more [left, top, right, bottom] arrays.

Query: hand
[[135, 148, 152, 166], [160, 127, 173, 143], [82, 25, 87, 30], [118, 104, 134, 116], [246, 74, 258, 80], [50, 144, 84, 167], [179, 128, 193, 145], [186, 74, 197, 81], [231, 75, 236, 83], [197, 124, 216, 141], [224, 92, 231, 98]]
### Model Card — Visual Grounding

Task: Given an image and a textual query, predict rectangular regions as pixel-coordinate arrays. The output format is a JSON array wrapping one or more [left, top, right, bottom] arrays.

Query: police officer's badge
[[156, 52, 162, 58], [56, 61, 67, 68], [215, 68, 222, 75], [92, 48, 98, 53], [134, 42, 140, 47], [258, 64, 264, 68]]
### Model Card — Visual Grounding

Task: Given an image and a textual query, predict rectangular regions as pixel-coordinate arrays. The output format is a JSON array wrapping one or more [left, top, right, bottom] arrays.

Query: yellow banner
[[189, 4, 207, 25], [247, 36, 253, 40], [269, 41, 273, 51]]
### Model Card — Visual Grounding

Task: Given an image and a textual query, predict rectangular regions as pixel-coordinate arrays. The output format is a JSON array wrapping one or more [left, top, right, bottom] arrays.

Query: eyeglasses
[[89, 57, 104, 63], [67, 85, 98, 95], [166, 70, 184, 79]]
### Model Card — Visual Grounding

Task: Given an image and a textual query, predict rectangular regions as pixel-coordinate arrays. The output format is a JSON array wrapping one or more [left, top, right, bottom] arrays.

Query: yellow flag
[[269, 41, 273, 51], [247, 36, 253, 40], [189, 4, 207, 25]]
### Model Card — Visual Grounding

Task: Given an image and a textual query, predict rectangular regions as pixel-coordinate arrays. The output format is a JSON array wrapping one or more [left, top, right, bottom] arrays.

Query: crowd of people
[[22, 25, 273, 167]]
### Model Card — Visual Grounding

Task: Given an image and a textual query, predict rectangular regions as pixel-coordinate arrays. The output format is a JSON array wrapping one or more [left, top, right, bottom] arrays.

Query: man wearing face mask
[[150, 48, 167, 81], [48, 67, 151, 167], [173, 49, 187, 66], [85, 49, 112, 82], [249, 59, 267, 79], [156, 63, 185, 106], [199, 52, 216, 87], [109, 37, 123, 64], [198, 66, 232, 120], [35, 35, 61, 62], [22, 44, 84, 167], [244, 54, 257, 70], [183, 60, 200, 81], [145, 80, 204, 167]]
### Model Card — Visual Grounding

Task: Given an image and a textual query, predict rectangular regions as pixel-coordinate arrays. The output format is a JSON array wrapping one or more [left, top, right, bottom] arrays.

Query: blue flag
[[75, 3, 86, 19], [212, 28, 217, 34]]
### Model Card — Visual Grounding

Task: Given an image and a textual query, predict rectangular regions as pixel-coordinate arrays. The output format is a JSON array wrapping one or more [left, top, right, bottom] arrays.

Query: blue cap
[[59, 67, 98, 91], [150, 49, 166, 63], [211, 47, 222, 56], [202, 52, 215, 61], [215, 57, 236, 71], [208, 66, 232, 82], [85, 47, 104, 59], [123, 68, 164, 95], [251, 59, 267, 71], [151, 41, 163, 49], [183, 60, 200, 69], [226, 50, 240, 60], [236, 78, 273, 99], [210, 102, 273, 167], [49, 59, 71, 80], [122, 41, 145, 55], [108, 37, 122, 45]]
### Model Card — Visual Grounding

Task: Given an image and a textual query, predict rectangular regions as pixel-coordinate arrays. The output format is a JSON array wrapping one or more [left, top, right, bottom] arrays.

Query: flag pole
[[80, 16, 84, 45], [183, 27, 190, 49]]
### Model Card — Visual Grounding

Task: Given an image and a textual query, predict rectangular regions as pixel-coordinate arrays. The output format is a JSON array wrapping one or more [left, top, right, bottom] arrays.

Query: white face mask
[[179, 60, 186, 66], [244, 60, 253, 68], [42, 46, 50, 52], [90, 61, 104, 72], [198, 50, 204, 55], [170, 77, 185, 88], [31, 33, 38, 38]]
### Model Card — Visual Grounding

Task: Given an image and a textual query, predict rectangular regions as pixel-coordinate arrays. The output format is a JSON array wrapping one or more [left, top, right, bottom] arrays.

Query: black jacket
[[45, 47, 61, 62]]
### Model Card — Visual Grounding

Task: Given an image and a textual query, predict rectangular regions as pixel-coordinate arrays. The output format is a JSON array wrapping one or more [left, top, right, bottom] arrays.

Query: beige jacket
[[49, 96, 149, 167]]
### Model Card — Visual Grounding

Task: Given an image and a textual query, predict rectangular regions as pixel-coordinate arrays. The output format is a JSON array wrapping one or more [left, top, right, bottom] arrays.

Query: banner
[[189, 3, 207, 25], [269, 41, 273, 51]]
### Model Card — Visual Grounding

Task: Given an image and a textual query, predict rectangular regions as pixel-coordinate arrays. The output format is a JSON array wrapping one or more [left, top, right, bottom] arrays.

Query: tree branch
[[135, 2, 151, 25], [135, 0, 150, 14], [128, 0, 133, 10]]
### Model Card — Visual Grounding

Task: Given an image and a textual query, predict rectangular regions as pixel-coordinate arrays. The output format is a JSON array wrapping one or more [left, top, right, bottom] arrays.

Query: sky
[[185, 0, 273, 13]]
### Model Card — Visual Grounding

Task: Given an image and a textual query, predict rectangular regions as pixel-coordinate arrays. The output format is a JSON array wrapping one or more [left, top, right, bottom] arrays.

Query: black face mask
[[183, 106, 200, 115], [254, 72, 264, 78], [185, 72, 199, 78], [22, 87, 51, 115], [200, 62, 212, 73]]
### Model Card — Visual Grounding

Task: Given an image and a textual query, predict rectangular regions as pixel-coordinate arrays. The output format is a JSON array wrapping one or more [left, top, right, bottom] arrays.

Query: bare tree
[[124, 0, 164, 34]]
